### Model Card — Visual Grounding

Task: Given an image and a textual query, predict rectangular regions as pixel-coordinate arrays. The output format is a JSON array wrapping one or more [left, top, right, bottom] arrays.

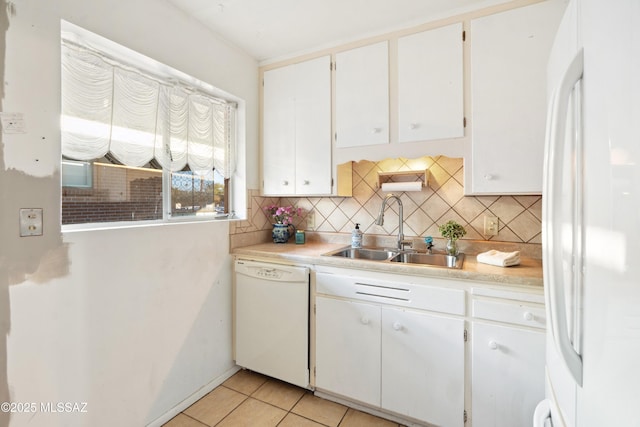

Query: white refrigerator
[[535, 0, 640, 426]]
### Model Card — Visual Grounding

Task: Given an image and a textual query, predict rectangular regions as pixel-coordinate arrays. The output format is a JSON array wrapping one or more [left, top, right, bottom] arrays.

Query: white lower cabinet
[[381, 307, 465, 427], [315, 296, 381, 407], [314, 270, 466, 426], [470, 288, 546, 427]]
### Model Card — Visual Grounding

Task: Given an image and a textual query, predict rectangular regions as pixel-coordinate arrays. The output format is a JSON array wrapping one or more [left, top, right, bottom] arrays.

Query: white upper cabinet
[[262, 55, 331, 196], [398, 23, 464, 143], [469, 0, 566, 194], [335, 41, 389, 148], [263, 63, 295, 195], [294, 57, 332, 195]]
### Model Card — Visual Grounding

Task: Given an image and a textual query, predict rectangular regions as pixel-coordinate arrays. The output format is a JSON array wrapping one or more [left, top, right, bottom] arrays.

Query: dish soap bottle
[[351, 223, 363, 248]]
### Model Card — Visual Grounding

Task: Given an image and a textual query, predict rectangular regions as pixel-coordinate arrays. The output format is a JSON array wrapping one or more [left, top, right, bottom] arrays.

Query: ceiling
[[165, 0, 512, 63]]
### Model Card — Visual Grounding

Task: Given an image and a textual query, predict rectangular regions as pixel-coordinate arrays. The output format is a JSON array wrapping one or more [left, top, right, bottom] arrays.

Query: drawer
[[316, 272, 465, 316], [471, 286, 544, 304], [472, 299, 546, 329]]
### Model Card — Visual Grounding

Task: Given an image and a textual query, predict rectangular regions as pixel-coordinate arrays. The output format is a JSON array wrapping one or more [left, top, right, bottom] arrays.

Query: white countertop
[[233, 242, 543, 288]]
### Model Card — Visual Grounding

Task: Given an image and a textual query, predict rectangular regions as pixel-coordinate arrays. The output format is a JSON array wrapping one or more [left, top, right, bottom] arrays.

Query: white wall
[[0, 0, 258, 425], [9, 223, 235, 426]]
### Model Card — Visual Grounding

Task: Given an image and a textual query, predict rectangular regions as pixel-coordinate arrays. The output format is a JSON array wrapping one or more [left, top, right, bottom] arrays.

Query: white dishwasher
[[234, 259, 310, 388]]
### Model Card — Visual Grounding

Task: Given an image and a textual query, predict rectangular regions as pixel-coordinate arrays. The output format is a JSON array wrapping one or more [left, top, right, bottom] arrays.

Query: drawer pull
[[523, 311, 534, 321], [488, 340, 499, 350], [360, 316, 370, 325], [392, 322, 403, 331]]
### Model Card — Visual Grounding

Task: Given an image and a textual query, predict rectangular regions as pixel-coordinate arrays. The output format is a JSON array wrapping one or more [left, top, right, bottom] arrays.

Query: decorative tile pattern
[[231, 157, 543, 245]]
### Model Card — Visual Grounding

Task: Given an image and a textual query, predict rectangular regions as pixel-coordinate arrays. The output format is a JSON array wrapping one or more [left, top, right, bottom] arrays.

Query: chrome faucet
[[375, 193, 407, 251]]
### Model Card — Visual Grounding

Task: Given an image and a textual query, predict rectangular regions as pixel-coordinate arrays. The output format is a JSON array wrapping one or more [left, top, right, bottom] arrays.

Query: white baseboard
[[314, 390, 427, 427], [147, 365, 241, 427]]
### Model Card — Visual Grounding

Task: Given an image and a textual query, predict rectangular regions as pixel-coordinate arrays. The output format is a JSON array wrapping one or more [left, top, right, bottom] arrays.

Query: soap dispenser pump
[[351, 223, 363, 248]]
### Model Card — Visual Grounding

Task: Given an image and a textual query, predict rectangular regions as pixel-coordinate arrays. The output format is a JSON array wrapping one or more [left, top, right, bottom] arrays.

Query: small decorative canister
[[295, 229, 305, 244]]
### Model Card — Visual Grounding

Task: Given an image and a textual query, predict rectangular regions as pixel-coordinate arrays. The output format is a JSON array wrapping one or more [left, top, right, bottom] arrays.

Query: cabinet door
[[398, 23, 464, 143], [315, 296, 381, 406], [471, 322, 545, 427], [294, 56, 331, 195], [469, 0, 566, 194], [382, 307, 465, 427], [263, 56, 331, 196], [263, 64, 296, 195], [335, 41, 389, 148]]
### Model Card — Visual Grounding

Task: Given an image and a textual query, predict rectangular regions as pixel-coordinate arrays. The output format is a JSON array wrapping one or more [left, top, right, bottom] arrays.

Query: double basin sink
[[323, 246, 465, 269]]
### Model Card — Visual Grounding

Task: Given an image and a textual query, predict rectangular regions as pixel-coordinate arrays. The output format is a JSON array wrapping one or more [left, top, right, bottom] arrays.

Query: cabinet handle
[[371, 127, 382, 134], [392, 322, 403, 331], [523, 311, 534, 321], [488, 340, 498, 350], [409, 123, 418, 130], [484, 174, 494, 181], [303, 180, 310, 185], [282, 180, 289, 186], [360, 316, 370, 325]]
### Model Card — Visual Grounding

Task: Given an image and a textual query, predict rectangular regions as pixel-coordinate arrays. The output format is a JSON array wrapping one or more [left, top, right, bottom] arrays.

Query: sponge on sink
[[477, 250, 521, 267]]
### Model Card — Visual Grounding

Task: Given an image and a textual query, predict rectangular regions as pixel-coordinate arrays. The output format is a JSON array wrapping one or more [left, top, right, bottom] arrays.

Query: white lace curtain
[[61, 42, 236, 178]]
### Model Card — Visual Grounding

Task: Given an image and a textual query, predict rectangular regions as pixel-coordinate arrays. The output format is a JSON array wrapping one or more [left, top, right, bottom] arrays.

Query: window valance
[[61, 42, 236, 178]]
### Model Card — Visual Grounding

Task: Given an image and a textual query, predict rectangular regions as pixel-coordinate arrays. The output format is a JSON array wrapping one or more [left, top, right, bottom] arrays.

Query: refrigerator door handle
[[533, 399, 552, 427], [543, 48, 584, 386]]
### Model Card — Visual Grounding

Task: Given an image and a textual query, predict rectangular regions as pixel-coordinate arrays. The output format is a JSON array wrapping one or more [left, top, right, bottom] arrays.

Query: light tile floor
[[163, 370, 405, 427]]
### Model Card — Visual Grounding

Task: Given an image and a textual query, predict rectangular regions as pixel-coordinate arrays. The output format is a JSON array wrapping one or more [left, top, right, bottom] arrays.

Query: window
[[60, 25, 236, 226]]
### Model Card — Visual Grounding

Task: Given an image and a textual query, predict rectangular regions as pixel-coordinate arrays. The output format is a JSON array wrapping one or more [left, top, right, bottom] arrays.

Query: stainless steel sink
[[323, 247, 399, 261], [322, 246, 464, 269], [390, 252, 465, 269]]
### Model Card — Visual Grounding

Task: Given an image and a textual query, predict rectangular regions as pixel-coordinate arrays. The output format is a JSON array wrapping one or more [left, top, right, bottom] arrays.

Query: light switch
[[19, 208, 43, 237]]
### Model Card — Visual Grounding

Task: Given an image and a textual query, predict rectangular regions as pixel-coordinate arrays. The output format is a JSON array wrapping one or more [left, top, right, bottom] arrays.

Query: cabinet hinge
[[463, 117, 467, 128], [314, 304, 316, 315], [464, 409, 468, 423], [331, 178, 334, 187], [464, 329, 468, 342], [462, 30, 466, 42]]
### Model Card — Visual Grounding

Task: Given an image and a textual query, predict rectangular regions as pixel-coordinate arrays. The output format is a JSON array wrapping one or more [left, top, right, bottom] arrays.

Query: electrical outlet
[[484, 216, 499, 236], [19, 208, 43, 237]]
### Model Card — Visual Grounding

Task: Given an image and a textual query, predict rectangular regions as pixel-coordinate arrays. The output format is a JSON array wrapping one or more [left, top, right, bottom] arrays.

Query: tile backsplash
[[230, 156, 542, 250]]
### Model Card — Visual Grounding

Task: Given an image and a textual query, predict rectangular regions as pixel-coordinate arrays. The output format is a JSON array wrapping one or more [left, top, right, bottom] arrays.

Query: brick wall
[[62, 163, 163, 225]]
